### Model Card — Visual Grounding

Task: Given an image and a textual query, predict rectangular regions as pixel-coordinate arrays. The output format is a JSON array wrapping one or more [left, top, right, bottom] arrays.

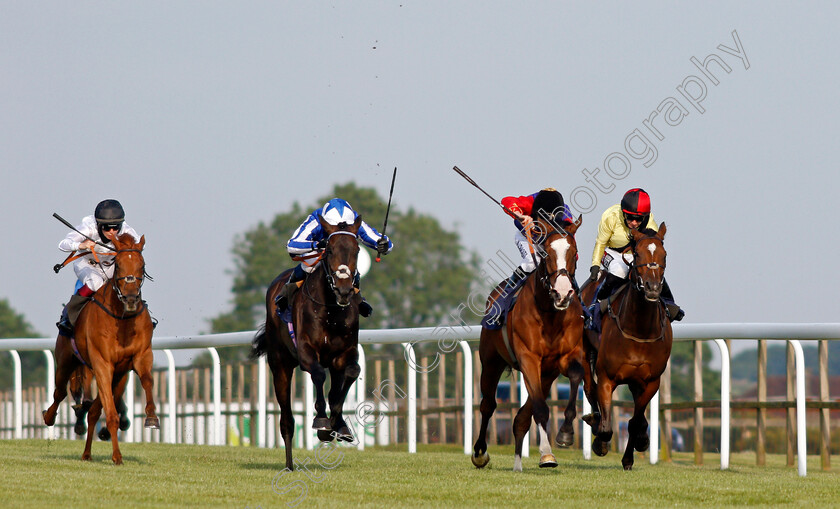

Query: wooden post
[[757, 339, 767, 466], [786, 342, 795, 467], [179, 370, 187, 443], [225, 364, 233, 446], [388, 359, 397, 444], [155, 371, 163, 443], [693, 340, 704, 465], [473, 351, 481, 443], [455, 352, 463, 447], [250, 364, 258, 447], [237, 364, 245, 446], [421, 356, 429, 444], [438, 355, 447, 444], [550, 381, 560, 446], [661, 359, 673, 461], [203, 367, 211, 445], [820, 339, 831, 471]]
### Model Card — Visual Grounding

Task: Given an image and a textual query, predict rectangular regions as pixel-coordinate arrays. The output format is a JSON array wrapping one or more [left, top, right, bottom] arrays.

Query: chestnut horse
[[471, 216, 596, 472], [68, 368, 131, 439], [43, 233, 159, 464], [252, 215, 363, 470], [582, 224, 673, 470]]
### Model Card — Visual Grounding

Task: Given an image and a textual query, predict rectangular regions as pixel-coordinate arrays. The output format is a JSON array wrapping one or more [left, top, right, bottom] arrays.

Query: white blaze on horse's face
[[648, 243, 657, 256], [549, 237, 574, 298], [335, 264, 353, 280]]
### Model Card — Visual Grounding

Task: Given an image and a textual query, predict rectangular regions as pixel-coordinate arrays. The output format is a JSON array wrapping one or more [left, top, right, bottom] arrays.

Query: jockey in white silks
[[56, 199, 141, 336], [275, 198, 392, 317]]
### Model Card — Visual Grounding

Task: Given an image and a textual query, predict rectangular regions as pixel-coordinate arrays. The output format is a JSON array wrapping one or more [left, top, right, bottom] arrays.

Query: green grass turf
[[0, 439, 838, 508]]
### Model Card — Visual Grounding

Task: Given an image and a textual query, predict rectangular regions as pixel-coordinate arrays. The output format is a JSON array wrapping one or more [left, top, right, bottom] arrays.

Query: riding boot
[[502, 267, 529, 293], [56, 293, 92, 337], [596, 273, 624, 313], [660, 278, 685, 322], [352, 272, 373, 317], [275, 265, 306, 315]]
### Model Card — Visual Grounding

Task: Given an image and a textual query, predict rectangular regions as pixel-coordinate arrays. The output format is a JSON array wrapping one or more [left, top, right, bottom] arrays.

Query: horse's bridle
[[111, 248, 148, 305], [628, 235, 666, 293], [537, 226, 577, 297]]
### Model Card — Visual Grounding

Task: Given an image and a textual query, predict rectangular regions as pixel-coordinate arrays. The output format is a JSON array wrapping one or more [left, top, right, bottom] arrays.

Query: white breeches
[[73, 259, 115, 292], [297, 251, 322, 274], [600, 248, 634, 279], [514, 230, 543, 273]]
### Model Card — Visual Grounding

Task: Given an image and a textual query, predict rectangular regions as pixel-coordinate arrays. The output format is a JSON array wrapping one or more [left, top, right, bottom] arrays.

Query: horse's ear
[[353, 214, 362, 232], [564, 214, 582, 235], [657, 222, 667, 240], [630, 228, 645, 242], [138, 235, 145, 250]]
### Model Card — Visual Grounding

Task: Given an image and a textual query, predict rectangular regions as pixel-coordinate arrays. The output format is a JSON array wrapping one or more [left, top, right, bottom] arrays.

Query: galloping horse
[[68, 367, 131, 439], [472, 216, 596, 472], [581, 224, 673, 470], [252, 215, 363, 471], [43, 233, 159, 464]]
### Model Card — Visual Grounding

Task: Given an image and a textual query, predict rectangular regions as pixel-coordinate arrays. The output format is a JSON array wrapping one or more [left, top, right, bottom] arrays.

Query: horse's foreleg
[[517, 356, 557, 470], [98, 373, 130, 441], [271, 359, 296, 471], [511, 399, 533, 472], [133, 350, 159, 429], [592, 373, 616, 457], [92, 364, 122, 465], [43, 339, 77, 427], [557, 362, 584, 447], [82, 397, 102, 461], [472, 352, 506, 469], [622, 379, 660, 471], [299, 346, 329, 429], [325, 361, 360, 443]]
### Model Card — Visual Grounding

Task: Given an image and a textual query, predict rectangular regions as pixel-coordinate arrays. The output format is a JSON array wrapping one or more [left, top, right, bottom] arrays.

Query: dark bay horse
[[252, 215, 363, 470], [472, 216, 596, 472], [582, 224, 673, 470], [43, 233, 159, 464]]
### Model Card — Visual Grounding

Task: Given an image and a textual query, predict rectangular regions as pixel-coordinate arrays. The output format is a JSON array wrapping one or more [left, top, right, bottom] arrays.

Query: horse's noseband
[[323, 231, 358, 307]]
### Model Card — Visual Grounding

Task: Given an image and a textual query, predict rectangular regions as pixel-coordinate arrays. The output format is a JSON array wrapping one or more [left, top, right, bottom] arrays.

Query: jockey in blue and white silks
[[275, 198, 393, 317]]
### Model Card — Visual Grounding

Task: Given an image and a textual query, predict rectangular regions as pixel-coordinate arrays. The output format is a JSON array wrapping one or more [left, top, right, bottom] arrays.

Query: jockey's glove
[[376, 237, 390, 255], [316, 238, 327, 250], [589, 266, 600, 282]]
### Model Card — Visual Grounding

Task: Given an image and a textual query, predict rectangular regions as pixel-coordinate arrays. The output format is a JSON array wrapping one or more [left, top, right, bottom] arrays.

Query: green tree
[[0, 299, 44, 390], [203, 182, 483, 364], [667, 341, 722, 402]]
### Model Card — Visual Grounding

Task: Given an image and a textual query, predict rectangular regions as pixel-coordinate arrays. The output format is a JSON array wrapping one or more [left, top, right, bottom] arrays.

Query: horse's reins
[[607, 236, 668, 343]]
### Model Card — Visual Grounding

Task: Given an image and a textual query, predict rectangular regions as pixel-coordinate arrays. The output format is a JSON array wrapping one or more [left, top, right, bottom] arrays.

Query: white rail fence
[[1, 323, 838, 477]]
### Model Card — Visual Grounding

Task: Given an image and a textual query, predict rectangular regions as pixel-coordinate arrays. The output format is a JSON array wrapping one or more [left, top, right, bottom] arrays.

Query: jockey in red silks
[[275, 198, 392, 318], [56, 199, 142, 336], [499, 188, 575, 291]]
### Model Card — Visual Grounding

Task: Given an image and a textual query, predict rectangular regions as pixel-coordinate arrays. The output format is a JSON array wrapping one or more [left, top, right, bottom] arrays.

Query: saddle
[[481, 279, 526, 331]]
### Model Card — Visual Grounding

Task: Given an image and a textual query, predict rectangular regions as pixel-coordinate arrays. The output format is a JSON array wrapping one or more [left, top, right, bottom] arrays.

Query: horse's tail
[[250, 323, 268, 360]]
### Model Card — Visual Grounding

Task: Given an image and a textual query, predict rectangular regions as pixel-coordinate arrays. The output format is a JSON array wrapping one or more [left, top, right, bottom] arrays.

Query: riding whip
[[376, 167, 397, 262], [52, 212, 111, 273], [452, 166, 539, 268]]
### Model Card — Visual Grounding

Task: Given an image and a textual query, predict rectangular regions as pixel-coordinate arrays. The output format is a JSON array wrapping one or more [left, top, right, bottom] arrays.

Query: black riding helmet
[[94, 199, 125, 241], [531, 188, 565, 222]]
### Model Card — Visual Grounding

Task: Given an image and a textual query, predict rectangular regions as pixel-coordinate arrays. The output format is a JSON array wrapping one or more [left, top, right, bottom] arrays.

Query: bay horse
[[43, 233, 159, 464], [472, 216, 596, 472], [252, 215, 363, 471], [581, 224, 673, 470]]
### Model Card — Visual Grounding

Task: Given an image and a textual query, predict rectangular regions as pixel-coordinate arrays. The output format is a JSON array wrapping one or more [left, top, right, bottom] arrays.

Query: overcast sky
[[2, 2, 838, 363]]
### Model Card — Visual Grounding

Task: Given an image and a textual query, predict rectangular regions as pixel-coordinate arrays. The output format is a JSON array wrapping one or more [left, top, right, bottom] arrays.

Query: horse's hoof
[[593, 438, 610, 457], [74, 421, 86, 436], [635, 434, 650, 452], [113, 457, 123, 466], [71, 403, 82, 411], [539, 454, 558, 468], [144, 417, 160, 429], [555, 430, 574, 447], [334, 427, 354, 442], [622, 461, 633, 471], [82, 453, 92, 462], [317, 429, 335, 442], [119, 416, 131, 431], [471, 451, 490, 469], [582, 413, 597, 427], [98, 427, 111, 441], [312, 417, 330, 430]]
